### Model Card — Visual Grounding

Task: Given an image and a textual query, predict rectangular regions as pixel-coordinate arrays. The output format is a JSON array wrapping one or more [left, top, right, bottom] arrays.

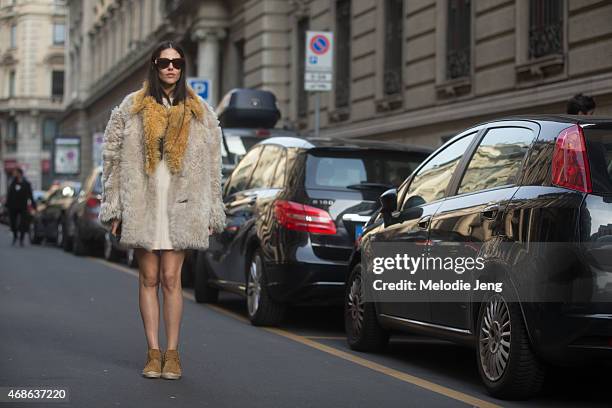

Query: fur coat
[[98, 80, 226, 251]]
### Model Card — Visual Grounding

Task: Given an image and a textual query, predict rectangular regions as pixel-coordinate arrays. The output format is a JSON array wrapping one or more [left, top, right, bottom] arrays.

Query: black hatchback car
[[194, 136, 432, 325], [345, 115, 612, 400]]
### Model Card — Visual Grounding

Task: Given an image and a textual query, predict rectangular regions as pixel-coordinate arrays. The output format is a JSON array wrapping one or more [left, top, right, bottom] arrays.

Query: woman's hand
[[111, 219, 121, 236]]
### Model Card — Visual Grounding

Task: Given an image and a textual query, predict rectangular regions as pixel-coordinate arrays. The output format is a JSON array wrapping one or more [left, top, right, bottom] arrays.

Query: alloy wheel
[[247, 256, 262, 317], [104, 232, 113, 260], [479, 294, 511, 382], [56, 222, 64, 246], [347, 269, 365, 338]]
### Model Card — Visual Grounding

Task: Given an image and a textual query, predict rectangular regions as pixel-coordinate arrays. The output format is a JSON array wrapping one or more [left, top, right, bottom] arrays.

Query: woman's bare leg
[[136, 248, 161, 349], [160, 250, 185, 350]]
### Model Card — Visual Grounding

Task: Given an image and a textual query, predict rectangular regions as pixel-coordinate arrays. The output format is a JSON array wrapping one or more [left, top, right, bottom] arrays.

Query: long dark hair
[[146, 41, 188, 105]]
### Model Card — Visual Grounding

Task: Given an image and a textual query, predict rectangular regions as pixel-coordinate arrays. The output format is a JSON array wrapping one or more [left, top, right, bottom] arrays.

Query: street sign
[[305, 31, 333, 92], [187, 77, 211, 103]]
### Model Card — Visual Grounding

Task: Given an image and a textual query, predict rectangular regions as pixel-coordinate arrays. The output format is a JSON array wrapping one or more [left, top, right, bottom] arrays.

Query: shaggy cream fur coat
[[98, 81, 226, 251]]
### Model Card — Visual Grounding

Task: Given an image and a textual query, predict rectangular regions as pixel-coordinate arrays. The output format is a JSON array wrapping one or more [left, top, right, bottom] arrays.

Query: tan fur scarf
[[130, 80, 205, 176]]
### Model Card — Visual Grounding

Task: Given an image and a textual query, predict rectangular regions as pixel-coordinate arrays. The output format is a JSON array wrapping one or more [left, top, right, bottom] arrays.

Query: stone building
[[0, 0, 66, 192], [61, 0, 612, 184]]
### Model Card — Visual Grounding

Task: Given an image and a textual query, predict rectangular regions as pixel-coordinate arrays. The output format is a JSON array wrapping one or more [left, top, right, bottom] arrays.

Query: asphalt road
[[0, 225, 609, 408]]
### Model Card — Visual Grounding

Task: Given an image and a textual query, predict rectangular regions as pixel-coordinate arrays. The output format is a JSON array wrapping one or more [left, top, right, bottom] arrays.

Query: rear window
[[305, 149, 429, 190], [585, 129, 612, 194], [221, 135, 261, 165]]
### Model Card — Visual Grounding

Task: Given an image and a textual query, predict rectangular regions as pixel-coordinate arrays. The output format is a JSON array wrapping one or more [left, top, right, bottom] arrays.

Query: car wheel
[[477, 293, 546, 400], [30, 221, 42, 245], [345, 262, 389, 351], [181, 250, 195, 287], [246, 249, 285, 326], [194, 251, 218, 303], [125, 248, 138, 268], [103, 231, 121, 262], [56, 220, 64, 247], [72, 226, 89, 256]]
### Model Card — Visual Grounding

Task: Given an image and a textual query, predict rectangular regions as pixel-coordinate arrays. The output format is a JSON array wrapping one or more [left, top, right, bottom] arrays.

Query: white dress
[[150, 96, 174, 250]]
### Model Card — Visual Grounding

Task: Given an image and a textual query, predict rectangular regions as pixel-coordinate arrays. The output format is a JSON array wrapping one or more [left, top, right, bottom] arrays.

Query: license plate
[[355, 223, 364, 240]]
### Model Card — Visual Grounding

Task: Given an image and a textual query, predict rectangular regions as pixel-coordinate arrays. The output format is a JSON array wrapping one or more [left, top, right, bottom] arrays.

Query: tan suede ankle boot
[[142, 348, 162, 378], [161, 349, 182, 380]]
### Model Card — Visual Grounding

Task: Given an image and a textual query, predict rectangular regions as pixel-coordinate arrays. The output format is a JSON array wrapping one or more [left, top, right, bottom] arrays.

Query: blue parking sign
[[187, 78, 210, 102]]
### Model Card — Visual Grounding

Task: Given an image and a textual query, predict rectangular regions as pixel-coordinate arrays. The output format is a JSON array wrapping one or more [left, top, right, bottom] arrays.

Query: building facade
[[0, 0, 66, 193], [62, 0, 612, 186]]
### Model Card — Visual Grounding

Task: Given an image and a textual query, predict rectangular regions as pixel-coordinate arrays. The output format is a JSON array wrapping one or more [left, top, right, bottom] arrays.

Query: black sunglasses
[[155, 57, 185, 70]]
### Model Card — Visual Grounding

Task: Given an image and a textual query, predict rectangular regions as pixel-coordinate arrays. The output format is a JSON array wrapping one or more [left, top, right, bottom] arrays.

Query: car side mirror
[[379, 188, 397, 214]]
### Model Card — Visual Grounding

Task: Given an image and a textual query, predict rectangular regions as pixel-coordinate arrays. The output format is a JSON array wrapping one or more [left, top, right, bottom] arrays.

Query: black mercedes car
[[194, 136, 432, 326], [345, 115, 612, 400]]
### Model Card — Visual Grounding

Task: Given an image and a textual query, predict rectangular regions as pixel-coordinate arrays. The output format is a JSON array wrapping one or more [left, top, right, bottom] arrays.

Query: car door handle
[[417, 216, 431, 230], [481, 204, 501, 220]]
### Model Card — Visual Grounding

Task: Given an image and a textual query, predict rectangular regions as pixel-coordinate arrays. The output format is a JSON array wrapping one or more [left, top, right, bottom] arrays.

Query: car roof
[[484, 114, 612, 126], [257, 136, 434, 153]]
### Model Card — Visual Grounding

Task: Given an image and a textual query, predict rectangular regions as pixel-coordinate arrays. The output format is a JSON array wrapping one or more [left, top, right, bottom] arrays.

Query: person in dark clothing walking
[[6, 167, 36, 246]]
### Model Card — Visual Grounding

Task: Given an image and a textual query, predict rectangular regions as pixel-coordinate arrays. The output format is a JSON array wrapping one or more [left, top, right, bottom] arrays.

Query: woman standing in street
[[98, 41, 226, 380]]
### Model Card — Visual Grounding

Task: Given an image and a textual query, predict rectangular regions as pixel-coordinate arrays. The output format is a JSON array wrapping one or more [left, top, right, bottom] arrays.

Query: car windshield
[[584, 128, 612, 194], [305, 149, 429, 190]]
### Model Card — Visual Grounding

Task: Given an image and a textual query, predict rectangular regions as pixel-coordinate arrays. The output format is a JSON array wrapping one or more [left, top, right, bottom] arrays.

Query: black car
[[30, 181, 81, 245], [345, 115, 612, 400], [194, 135, 432, 326]]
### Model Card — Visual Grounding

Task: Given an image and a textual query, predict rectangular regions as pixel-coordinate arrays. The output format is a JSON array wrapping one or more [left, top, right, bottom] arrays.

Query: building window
[[529, 0, 562, 59], [297, 16, 309, 118], [10, 24, 17, 48], [447, 0, 471, 79], [6, 119, 18, 153], [335, 0, 351, 109], [43, 118, 58, 151], [52, 71, 64, 99], [9, 70, 15, 97], [234, 39, 245, 88], [53, 23, 65, 45], [383, 0, 403, 96]]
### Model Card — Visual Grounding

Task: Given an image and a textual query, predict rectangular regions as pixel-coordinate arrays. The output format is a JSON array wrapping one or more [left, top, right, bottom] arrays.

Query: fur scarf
[[130, 80, 205, 176]]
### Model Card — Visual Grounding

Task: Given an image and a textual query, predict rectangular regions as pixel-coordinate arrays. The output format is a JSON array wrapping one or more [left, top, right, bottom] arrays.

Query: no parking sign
[[305, 31, 333, 91]]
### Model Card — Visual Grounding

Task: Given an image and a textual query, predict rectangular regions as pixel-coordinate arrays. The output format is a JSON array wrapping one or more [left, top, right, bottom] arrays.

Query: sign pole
[[314, 92, 320, 137], [305, 31, 333, 139]]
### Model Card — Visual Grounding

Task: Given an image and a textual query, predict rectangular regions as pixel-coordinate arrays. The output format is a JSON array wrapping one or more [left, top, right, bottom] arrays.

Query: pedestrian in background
[[99, 41, 226, 380], [566, 93, 596, 115], [6, 167, 36, 246]]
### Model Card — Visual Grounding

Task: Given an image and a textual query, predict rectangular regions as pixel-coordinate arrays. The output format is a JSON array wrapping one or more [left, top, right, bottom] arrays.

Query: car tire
[[194, 251, 218, 304], [345, 262, 389, 351], [246, 249, 285, 326], [103, 231, 121, 262], [62, 223, 73, 252], [476, 293, 546, 400], [181, 250, 195, 288], [72, 226, 89, 256], [30, 221, 42, 245]]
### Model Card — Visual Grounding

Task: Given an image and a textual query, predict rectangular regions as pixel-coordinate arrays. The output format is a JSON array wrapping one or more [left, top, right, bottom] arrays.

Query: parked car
[[194, 135, 432, 326], [65, 166, 134, 266], [182, 88, 298, 287], [30, 181, 81, 245], [345, 115, 612, 400]]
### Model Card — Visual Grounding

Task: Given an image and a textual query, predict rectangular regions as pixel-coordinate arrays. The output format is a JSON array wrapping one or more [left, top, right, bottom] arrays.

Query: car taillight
[[274, 199, 337, 235], [86, 196, 100, 208], [552, 124, 592, 193]]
